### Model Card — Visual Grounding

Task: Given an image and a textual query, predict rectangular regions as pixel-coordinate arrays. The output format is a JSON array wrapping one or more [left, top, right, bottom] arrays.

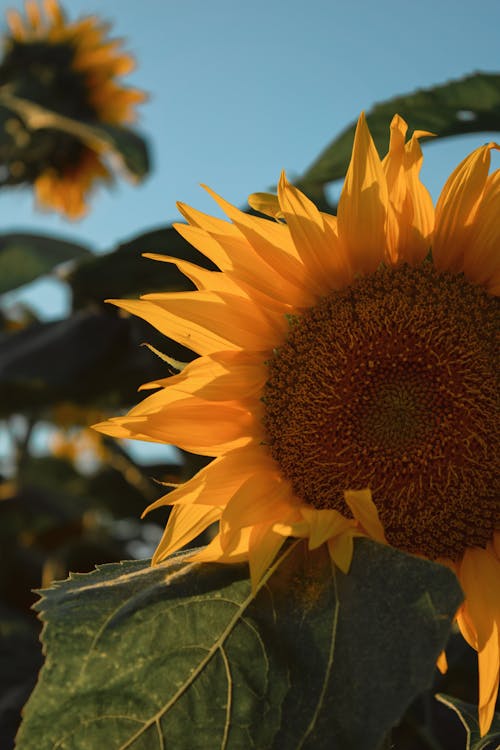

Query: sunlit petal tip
[[436, 650, 448, 674], [248, 192, 283, 220], [412, 129, 436, 141], [92, 418, 130, 439], [389, 113, 408, 137], [152, 504, 222, 566]]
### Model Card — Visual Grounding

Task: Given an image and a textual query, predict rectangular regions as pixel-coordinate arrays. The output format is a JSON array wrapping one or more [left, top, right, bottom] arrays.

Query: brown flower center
[[263, 263, 499, 560]]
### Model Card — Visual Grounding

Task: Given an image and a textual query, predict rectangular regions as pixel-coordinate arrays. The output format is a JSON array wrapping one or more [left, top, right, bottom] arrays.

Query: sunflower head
[[96, 113, 500, 735], [0, 0, 146, 217]]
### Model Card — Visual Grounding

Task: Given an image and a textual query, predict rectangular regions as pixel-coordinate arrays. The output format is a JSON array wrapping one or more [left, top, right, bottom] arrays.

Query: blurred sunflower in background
[[96, 114, 499, 735], [0, 0, 146, 218]]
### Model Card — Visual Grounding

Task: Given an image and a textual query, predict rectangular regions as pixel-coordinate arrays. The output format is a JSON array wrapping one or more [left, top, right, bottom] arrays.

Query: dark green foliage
[[16, 540, 462, 750], [0, 232, 91, 294], [436, 695, 500, 750], [297, 72, 500, 207], [67, 225, 217, 307]]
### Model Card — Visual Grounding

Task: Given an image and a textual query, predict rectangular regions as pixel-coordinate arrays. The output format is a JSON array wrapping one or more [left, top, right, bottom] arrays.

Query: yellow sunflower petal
[[143, 445, 274, 515], [382, 115, 435, 264], [220, 473, 297, 551], [152, 504, 222, 564], [190, 527, 252, 563], [140, 290, 283, 352], [141, 350, 267, 404], [300, 507, 355, 550], [463, 170, 500, 291], [433, 143, 498, 273], [173, 222, 232, 271], [327, 533, 355, 574], [117, 398, 257, 456], [201, 185, 318, 307], [248, 522, 287, 590], [344, 488, 387, 543], [459, 547, 500, 736], [109, 297, 240, 355], [278, 172, 352, 291], [337, 112, 389, 274], [436, 650, 448, 674], [247, 192, 284, 220]]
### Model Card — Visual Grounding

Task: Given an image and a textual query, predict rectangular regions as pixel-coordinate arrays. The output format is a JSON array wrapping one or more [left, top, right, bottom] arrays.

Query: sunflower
[[95, 114, 499, 735], [1, 0, 145, 217]]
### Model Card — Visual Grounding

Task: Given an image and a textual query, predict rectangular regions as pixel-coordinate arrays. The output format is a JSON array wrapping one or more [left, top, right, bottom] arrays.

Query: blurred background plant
[[0, 1, 499, 748]]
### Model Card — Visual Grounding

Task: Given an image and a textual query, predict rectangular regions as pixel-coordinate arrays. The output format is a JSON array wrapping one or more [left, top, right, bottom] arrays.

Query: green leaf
[[0, 311, 174, 414], [298, 72, 500, 195], [17, 539, 462, 750], [68, 225, 216, 306], [0, 233, 91, 294], [436, 694, 500, 750], [96, 124, 150, 180]]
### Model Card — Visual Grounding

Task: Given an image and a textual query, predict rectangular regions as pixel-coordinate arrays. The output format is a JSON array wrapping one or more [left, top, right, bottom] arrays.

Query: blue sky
[[2, 0, 500, 319]]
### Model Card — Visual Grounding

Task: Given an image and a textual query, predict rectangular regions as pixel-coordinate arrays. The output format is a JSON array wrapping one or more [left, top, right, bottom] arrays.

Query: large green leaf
[[0, 311, 180, 414], [17, 539, 462, 750], [67, 226, 216, 307], [0, 233, 91, 294], [436, 695, 500, 750], [298, 72, 500, 197]]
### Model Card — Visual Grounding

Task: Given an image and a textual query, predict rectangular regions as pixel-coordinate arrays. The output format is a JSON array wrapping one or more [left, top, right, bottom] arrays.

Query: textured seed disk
[[264, 263, 499, 560]]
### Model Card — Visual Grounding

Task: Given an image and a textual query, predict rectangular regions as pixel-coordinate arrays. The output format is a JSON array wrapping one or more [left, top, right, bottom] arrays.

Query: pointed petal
[[300, 507, 354, 550], [152, 504, 222, 563], [110, 296, 234, 355], [173, 222, 232, 271], [191, 527, 252, 563], [115, 397, 258, 456], [344, 488, 387, 543], [143, 291, 284, 352], [142, 253, 241, 295], [433, 143, 499, 273], [108, 296, 241, 355], [201, 184, 316, 307], [337, 113, 389, 274], [459, 547, 500, 736], [463, 170, 500, 291], [248, 192, 284, 220], [382, 116, 435, 265], [328, 533, 355, 574], [248, 522, 286, 590], [436, 650, 448, 674], [219, 473, 296, 546], [278, 172, 352, 291], [143, 445, 275, 515]]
